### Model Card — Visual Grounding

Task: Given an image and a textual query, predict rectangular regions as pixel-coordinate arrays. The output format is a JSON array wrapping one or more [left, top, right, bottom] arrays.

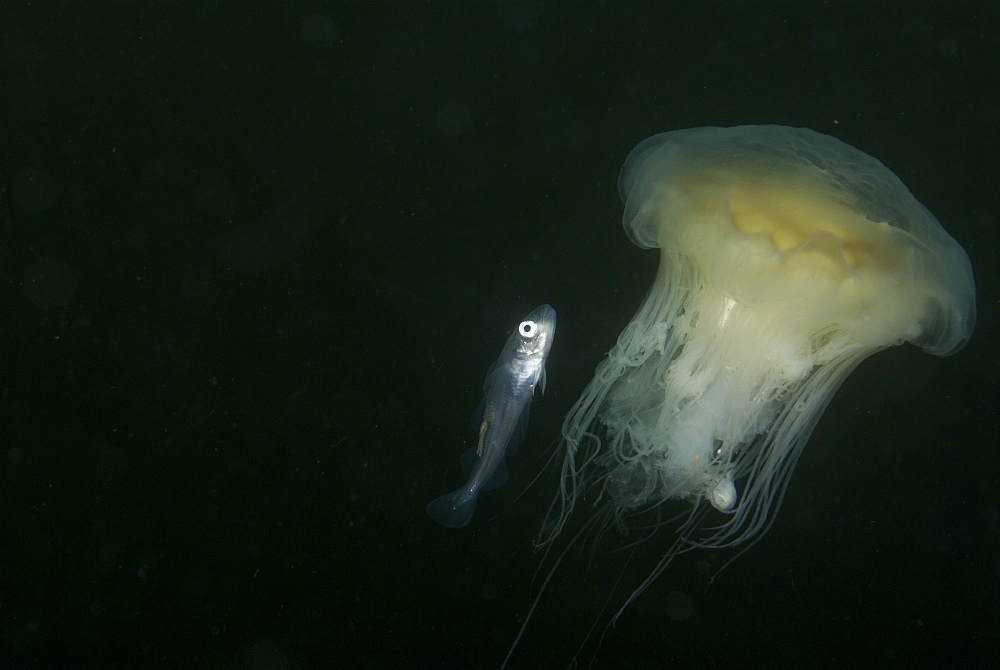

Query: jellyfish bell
[[546, 124, 975, 599], [501, 126, 975, 667]]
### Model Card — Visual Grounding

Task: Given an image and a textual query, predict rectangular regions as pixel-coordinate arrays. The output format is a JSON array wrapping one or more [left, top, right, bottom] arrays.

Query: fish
[[426, 304, 557, 529]]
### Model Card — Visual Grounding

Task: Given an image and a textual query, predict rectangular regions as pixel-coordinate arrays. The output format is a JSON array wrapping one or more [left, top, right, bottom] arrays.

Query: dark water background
[[2, 3, 997, 668]]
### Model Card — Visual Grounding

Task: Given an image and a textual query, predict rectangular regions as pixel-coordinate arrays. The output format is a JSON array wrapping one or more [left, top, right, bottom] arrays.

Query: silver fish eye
[[519, 320, 537, 338]]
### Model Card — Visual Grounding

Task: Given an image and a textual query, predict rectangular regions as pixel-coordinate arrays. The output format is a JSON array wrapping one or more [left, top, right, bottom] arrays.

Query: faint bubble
[[105, 307, 182, 374], [368, 136, 395, 165], [242, 637, 292, 670], [808, 24, 837, 54], [1, 612, 44, 649], [939, 38, 957, 57], [565, 119, 594, 148], [94, 545, 120, 573], [11, 168, 58, 213], [437, 102, 473, 138], [2, 29, 49, 66], [329, 388, 375, 433], [228, 225, 286, 273], [446, 571, 470, 597], [303, 14, 338, 49], [95, 447, 127, 482], [503, 5, 543, 33], [663, 590, 694, 620], [196, 170, 238, 219], [480, 583, 498, 600], [22, 257, 76, 310], [288, 384, 333, 426], [126, 224, 150, 248]]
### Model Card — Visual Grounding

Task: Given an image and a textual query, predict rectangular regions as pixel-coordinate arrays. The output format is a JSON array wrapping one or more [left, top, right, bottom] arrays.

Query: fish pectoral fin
[[476, 405, 495, 456], [476, 418, 489, 456]]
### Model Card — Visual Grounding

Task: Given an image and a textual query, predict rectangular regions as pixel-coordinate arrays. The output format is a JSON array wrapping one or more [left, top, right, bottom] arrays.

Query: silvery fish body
[[426, 304, 556, 528]]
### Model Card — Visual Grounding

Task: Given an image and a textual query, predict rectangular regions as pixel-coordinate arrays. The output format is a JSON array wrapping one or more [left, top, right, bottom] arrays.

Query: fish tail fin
[[425, 489, 478, 529]]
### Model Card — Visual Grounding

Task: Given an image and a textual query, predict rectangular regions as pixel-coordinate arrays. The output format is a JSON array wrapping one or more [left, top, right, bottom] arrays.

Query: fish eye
[[519, 320, 537, 338]]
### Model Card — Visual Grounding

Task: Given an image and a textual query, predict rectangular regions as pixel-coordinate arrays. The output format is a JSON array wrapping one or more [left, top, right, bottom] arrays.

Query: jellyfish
[[542, 125, 975, 622]]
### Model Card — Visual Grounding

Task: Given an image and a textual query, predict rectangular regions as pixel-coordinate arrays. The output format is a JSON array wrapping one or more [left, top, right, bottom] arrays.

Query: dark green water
[[2, 3, 997, 668]]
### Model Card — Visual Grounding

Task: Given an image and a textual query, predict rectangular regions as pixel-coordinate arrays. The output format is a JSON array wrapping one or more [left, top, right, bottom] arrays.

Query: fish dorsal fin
[[481, 358, 505, 397]]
